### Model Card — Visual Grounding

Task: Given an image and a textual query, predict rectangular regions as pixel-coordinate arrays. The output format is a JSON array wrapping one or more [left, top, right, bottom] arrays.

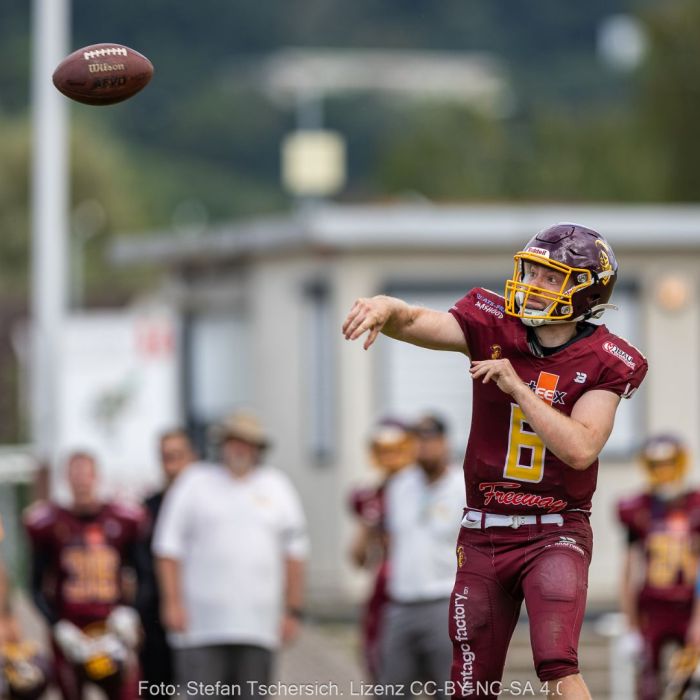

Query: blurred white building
[[112, 202, 700, 611]]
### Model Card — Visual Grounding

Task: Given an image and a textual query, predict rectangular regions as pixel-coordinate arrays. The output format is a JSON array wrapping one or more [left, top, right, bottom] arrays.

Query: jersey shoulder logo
[[474, 291, 505, 319], [602, 340, 636, 369]]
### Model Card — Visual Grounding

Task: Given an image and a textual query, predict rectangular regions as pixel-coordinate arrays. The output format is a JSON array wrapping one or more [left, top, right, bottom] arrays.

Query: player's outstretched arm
[[342, 295, 469, 354]]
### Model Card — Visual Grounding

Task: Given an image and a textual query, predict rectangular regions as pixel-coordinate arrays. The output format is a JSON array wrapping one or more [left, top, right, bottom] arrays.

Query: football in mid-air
[[52, 43, 153, 106]]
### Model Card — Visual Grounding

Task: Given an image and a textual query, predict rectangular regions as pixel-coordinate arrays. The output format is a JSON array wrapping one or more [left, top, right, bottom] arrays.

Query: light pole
[[30, 0, 70, 461]]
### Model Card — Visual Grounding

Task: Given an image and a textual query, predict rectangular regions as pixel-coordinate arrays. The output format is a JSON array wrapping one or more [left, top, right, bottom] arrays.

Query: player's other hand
[[618, 629, 643, 658], [53, 620, 89, 662], [687, 615, 700, 648], [161, 600, 187, 633], [470, 359, 525, 397], [342, 296, 394, 350], [280, 613, 302, 646]]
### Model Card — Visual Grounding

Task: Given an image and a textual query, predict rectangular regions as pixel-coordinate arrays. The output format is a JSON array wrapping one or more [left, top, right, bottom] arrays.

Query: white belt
[[461, 509, 563, 529]]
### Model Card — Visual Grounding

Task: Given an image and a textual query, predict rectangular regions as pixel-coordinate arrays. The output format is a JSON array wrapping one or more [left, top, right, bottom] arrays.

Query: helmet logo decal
[[527, 246, 550, 257], [596, 239, 613, 286]]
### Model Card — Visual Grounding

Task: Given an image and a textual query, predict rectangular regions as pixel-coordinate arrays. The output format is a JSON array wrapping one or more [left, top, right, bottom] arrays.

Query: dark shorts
[[448, 513, 593, 699]]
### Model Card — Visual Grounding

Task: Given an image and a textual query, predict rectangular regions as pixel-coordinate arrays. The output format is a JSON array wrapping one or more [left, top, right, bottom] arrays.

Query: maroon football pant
[[361, 561, 390, 681], [637, 597, 692, 700], [449, 513, 593, 699]]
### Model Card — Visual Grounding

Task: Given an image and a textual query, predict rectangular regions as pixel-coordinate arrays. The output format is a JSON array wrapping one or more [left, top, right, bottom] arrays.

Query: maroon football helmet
[[504, 223, 618, 326], [640, 433, 688, 489]]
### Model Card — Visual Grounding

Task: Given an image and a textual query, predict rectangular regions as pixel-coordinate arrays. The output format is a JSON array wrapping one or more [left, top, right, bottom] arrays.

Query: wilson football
[[52, 43, 153, 106]]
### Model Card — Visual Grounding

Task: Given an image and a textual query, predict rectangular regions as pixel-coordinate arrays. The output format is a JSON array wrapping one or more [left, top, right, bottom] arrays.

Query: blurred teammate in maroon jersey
[[348, 419, 416, 680], [618, 435, 700, 700], [24, 452, 147, 700], [343, 224, 648, 699]]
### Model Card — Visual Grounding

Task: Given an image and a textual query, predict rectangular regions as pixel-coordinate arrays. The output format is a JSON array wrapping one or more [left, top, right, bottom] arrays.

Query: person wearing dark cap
[[412, 414, 452, 482], [377, 414, 464, 699], [138, 429, 197, 692], [152, 411, 308, 699]]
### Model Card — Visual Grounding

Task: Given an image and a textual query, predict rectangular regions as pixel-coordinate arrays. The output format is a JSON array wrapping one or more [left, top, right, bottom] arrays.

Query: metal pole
[[30, 0, 70, 460]]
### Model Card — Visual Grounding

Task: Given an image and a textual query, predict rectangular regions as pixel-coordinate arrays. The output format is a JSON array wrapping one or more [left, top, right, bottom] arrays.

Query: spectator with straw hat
[[153, 410, 308, 699]]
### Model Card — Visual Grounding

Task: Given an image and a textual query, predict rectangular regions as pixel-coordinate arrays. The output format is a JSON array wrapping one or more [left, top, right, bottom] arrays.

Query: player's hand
[[280, 613, 302, 646], [161, 600, 187, 633], [53, 620, 89, 663], [618, 629, 643, 658], [470, 359, 525, 397], [687, 615, 700, 648], [106, 606, 141, 649], [342, 296, 395, 350]]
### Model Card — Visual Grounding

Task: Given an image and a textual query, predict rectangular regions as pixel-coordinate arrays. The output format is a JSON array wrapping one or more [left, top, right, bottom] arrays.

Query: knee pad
[[534, 551, 585, 603]]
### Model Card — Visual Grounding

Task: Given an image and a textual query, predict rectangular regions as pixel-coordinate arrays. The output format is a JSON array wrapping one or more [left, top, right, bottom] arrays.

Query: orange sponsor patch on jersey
[[533, 371, 560, 406]]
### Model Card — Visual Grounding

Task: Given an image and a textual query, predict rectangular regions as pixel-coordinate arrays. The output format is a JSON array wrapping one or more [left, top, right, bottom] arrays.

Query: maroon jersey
[[449, 287, 648, 515], [24, 500, 146, 627], [618, 491, 700, 603]]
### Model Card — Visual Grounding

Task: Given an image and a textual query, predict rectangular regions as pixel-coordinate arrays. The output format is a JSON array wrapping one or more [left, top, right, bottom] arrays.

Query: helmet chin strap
[[587, 303, 618, 319]]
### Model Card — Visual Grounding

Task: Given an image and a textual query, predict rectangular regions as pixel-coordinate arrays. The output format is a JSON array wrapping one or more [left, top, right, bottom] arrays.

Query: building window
[[185, 311, 252, 450], [595, 284, 644, 458], [304, 280, 335, 464], [378, 284, 476, 460]]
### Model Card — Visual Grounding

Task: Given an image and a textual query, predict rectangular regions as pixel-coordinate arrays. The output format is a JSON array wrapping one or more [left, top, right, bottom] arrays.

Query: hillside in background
[[0, 0, 654, 220]]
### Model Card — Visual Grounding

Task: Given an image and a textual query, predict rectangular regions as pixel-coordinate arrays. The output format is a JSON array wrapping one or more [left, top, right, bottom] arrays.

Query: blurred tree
[[376, 102, 663, 202], [0, 114, 152, 441], [639, 0, 700, 201]]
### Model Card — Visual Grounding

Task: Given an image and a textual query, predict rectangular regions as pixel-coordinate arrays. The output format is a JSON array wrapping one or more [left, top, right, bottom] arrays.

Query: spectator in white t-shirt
[[379, 414, 465, 699], [153, 411, 308, 699]]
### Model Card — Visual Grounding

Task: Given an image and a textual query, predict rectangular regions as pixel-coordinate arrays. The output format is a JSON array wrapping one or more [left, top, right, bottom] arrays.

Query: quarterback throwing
[[342, 224, 648, 699]]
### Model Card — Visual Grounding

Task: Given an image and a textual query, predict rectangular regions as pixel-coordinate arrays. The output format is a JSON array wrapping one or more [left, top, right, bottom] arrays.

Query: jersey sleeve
[[22, 501, 58, 548], [617, 496, 644, 543], [448, 288, 505, 358], [595, 337, 648, 399]]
